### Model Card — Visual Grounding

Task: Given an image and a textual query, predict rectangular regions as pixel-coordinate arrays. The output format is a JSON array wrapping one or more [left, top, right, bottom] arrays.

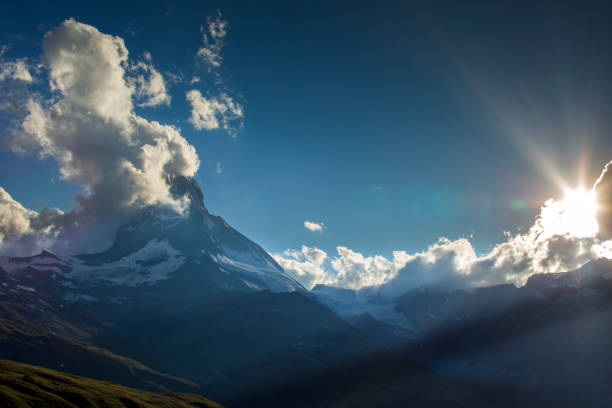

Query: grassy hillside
[[0, 358, 223, 408], [0, 278, 203, 393]]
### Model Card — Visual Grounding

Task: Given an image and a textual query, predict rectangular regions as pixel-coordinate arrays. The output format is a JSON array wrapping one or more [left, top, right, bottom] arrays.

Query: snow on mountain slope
[[68, 239, 185, 287], [0, 250, 70, 275], [312, 284, 416, 332]]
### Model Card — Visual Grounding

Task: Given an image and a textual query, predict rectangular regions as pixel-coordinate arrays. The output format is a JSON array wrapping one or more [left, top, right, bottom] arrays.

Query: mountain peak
[[73, 174, 304, 293], [524, 258, 612, 292], [39, 250, 60, 259], [167, 175, 206, 213]]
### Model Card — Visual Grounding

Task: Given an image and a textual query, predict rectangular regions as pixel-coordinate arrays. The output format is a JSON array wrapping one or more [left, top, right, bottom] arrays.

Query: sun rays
[[539, 187, 599, 239]]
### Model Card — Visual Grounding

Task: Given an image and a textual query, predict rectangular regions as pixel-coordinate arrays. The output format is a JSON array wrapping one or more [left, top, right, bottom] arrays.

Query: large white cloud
[[272, 246, 333, 289], [332, 247, 411, 289], [273, 245, 410, 290], [0, 19, 200, 255]]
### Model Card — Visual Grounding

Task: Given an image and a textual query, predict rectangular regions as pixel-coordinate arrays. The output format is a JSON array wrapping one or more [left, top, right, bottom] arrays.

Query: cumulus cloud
[[304, 220, 324, 233], [0, 18, 200, 255], [272, 246, 332, 289], [276, 162, 612, 293], [273, 245, 409, 290], [595, 160, 612, 239], [0, 187, 62, 255], [332, 247, 411, 289], [186, 89, 243, 136], [0, 187, 38, 243], [197, 11, 227, 68]]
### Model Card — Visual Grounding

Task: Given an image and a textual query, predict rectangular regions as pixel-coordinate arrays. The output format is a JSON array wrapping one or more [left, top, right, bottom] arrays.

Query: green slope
[[0, 284, 203, 394], [0, 358, 223, 408]]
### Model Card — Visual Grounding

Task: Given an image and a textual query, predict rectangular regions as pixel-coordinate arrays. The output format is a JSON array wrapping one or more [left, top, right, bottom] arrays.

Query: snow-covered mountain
[[0, 176, 303, 301], [0, 176, 374, 405]]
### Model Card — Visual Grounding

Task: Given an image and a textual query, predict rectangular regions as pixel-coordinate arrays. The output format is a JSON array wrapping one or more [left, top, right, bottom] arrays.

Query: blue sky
[[1, 0, 612, 261]]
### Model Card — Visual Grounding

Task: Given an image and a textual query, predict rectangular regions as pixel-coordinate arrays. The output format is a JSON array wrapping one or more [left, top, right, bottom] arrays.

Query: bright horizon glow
[[539, 187, 599, 239]]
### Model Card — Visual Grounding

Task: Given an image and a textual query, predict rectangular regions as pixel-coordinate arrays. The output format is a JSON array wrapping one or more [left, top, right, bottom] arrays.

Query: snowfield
[[68, 239, 186, 287]]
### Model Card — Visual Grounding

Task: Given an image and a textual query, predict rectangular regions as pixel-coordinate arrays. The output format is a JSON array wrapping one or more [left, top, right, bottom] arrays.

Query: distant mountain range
[[0, 176, 608, 406], [314, 257, 612, 406]]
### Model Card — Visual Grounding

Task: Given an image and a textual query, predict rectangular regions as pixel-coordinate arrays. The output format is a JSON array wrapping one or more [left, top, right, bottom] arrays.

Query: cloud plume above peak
[[0, 18, 200, 255]]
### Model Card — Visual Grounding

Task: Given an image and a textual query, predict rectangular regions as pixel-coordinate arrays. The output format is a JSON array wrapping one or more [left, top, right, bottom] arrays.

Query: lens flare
[[539, 188, 599, 239]]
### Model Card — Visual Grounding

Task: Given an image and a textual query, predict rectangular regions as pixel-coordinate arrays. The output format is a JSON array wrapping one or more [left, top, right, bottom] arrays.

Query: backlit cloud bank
[[274, 161, 612, 291]]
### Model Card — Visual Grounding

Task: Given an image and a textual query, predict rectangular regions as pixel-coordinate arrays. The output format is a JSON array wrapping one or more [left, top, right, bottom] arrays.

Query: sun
[[539, 187, 599, 239]]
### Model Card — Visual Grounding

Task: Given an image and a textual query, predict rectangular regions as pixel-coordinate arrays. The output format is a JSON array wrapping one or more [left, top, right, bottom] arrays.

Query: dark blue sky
[[1, 0, 611, 257]]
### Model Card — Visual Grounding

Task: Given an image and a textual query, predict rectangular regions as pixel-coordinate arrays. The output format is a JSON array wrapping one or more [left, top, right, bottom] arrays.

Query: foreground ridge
[[0, 358, 223, 408]]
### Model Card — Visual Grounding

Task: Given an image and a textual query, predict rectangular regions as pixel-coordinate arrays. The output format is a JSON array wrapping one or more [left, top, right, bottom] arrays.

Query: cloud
[[129, 55, 171, 107], [277, 161, 612, 293], [304, 221, 324, 233], [272, 246, 332, 289], [41, 20, 133, 123], [164, 70, 184, 84], [0, 59, 32, 82], [595, 160, 612, 239], [332, 247, 411, 289], [215, 161, 222, 174], [0, 187, 38, 243], [188, 11, 243, 136], [273, 245, 408, 290], [186, 89, 243, 135], [0, 187, 62, 255], [0, 18, 200, 255], [197, 11, 227, 68]]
